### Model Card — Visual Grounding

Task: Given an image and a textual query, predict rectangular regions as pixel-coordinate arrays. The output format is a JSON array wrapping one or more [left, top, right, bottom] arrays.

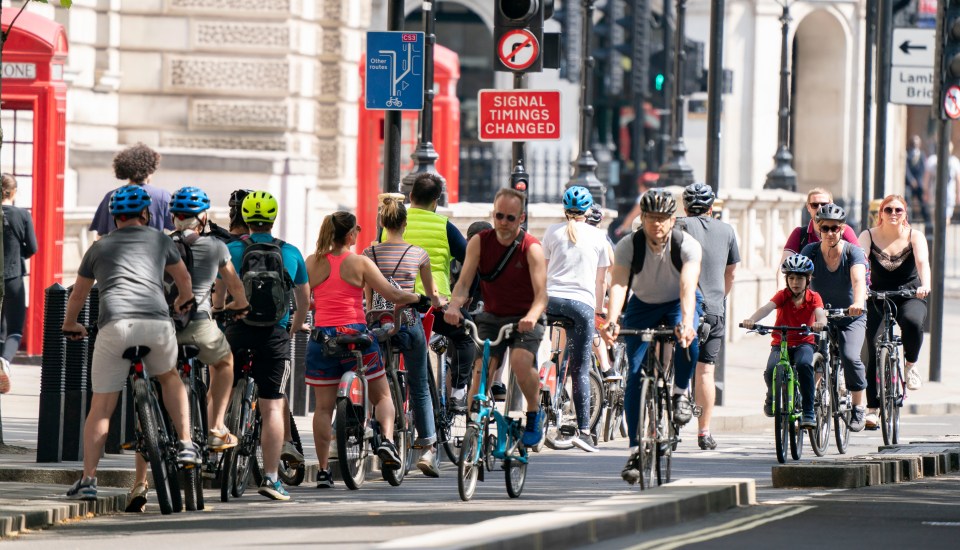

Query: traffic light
[[494, 0, 554, 72], [649, 49, 668, 108], [935, 0, 960, 119], [595, 0, 627, 96], [554, 1, 582, 82], [681, 39, 706, 95]]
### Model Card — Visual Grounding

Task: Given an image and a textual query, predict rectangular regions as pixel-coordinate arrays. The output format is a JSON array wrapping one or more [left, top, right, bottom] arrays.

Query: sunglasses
[[809, 202, 828, 209], [820, 225, 842, 234], [883, 206, 905, 215], [494, 212, 518, 222]]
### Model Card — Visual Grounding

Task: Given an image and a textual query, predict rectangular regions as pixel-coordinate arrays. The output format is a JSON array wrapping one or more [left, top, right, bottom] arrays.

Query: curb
[[0, 489, 128, 539], [712, 403, 960, 434], [376, 478, 756, 550]]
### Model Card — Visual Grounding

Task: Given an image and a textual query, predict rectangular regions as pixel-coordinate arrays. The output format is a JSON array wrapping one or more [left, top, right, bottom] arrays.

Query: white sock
[[628, 446, 638, 454], [265, 473, 278, 483], [452, 387, 466, 399]]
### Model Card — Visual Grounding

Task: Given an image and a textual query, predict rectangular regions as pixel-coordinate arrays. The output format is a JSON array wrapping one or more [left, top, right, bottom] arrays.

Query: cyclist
[[602, 189, 702, 484], [208, 188, 251, 243], [305, 211, 426, 488], [679, 183, 740, 451], [779, 188, 859, 280], [62, 185, 198, 500], [800, 204, 868, 432], [403, 173, 476, 413], [444, 187, 548, 448], [90, 144, 174, 236], [858, 194, 931, 427], [741, 254, 826, 426], [585, 205, 618, 381], [542, 186, 610, 452], [224, 191, 310, 501]]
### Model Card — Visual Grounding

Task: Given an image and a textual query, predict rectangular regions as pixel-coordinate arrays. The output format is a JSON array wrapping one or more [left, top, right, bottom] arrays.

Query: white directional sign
[[892, 28, 935, 68], [891, 67, 934, 106]]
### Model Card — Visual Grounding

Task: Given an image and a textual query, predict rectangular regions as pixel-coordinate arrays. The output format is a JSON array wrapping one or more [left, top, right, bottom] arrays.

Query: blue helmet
[[781, 254, 815, 275], [170, 186, 211, 215], [562, 186, 593, 213], [109, 185, 152, 216]]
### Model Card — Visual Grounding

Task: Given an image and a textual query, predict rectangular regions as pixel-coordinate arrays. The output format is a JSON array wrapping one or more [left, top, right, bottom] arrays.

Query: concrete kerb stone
[[0, 491, 127, 539], [376, 479, 755, 550], [771, 463, 875, 488]]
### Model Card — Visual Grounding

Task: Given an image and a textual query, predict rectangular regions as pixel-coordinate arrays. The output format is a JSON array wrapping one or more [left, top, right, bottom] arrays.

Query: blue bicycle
[[457, 321, 529, 501]]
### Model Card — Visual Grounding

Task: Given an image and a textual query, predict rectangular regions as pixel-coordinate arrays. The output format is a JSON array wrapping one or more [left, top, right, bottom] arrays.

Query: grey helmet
[[639, 188, 677, 216], [781, 253, 814, 275], [815, 203, 846, 223], [682, 182, 715, 216]]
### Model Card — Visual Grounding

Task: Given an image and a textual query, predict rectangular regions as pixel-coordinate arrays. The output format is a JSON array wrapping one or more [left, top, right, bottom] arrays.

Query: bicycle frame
[[771, 338, 798, 423]]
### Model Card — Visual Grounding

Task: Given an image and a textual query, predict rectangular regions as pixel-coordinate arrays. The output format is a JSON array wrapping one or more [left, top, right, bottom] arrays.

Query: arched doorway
[[791, 10, 847, 201]]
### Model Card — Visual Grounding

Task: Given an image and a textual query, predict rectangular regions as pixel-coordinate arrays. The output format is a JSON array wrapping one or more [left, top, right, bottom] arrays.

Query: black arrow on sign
[[899, 40, 927, 55]]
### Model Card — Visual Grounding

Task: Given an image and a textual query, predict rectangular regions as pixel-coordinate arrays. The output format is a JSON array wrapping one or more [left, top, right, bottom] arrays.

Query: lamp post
[[400, 1, 445, 204], [567, 0, 606, 207], [763, 1, 797, 191], [658, 0, 695, 187]]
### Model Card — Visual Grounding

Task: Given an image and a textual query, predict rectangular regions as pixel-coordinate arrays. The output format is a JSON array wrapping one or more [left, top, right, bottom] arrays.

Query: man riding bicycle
[[444, 187, 549, 448], [62, 185, 198, 501], [603, 189, 703, 484]]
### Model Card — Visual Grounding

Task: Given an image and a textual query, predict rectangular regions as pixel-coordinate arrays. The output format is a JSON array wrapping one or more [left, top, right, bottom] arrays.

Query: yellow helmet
[[241, 191, 278, 224]]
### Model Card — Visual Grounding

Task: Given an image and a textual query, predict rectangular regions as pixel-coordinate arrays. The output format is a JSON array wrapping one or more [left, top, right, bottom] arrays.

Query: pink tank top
[[313, 253, 365, 327]]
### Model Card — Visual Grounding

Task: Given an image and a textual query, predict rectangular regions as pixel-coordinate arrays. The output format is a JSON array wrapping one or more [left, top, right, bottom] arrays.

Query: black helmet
[[585, 204, 603, 226], [229, 189, 252, 209], [815, 203, 846, 223], [639, 188, 677, 216], [682, 182, 715, 216]]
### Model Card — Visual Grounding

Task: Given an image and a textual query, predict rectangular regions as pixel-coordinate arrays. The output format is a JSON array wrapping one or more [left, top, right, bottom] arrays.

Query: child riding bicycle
[[741, 254, 826, 428]]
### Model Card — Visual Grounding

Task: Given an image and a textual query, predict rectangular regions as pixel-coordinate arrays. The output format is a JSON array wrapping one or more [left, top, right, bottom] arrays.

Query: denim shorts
[[305, 323, 384, 387]]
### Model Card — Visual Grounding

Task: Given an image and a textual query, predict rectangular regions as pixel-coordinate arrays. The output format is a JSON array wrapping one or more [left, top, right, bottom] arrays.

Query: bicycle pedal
[[692, 405, 703, 418], [120, 441, 136, 450]]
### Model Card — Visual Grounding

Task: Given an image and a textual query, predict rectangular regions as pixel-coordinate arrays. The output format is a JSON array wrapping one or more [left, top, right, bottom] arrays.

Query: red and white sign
[[497, 29, 540, 71], [478, 89, 561, 141], [945, 86, 960, 120]]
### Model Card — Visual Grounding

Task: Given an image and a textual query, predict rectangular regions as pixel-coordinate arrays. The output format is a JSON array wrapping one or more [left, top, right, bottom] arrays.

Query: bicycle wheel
[[655, 386, 673, 486], [458, 423, 482, 502], [336, 397, 367, 490], [810, 354, 830, 457], [544, 369, 576, 450], [246, 412, 264, 492], [504, 446, 527, 498], [382, 421, 409, 486], [636, 377, 656, 490], [774, 368, 788, 464], [220, 385, 243, 502], [444, 411, 467, 464], [603, 387, 624, 443], [587, 367, 604, 437], [279, 411, 306, 486], [789, 380, 804, 461], [184, 380, 205, 511], [232, 395, 257, 497], [833, 358, 851, 454], [890, 352, 903, 444], [878, 348, 894, 446], [133, 379, 176, 515]]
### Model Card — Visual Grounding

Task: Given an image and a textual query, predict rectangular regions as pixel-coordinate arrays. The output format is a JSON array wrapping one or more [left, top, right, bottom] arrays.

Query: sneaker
[[66, 476, 97, 500], [417, 448, 440, 478], [521, 409, 545, 447], [571, 431, 599, 453], [698, 433, 717, 450], [849, 406, 866, 432], [377, 439, 402, 470], [316, 468, 334, 489], [864, 410, 880, 430], [491, 381, 507, 401], [763, 396, 774, 417], [177, 440, 201, 467], [281, 441, 304, 465], [602, 369, 622, 382], [258, 478, 290, 501], [800, 412, 817, 429], [906, 366, 922, 390], [125, 483, 149, 513], [207, 429, 238, 452], [0, 357, 10, 394], [672, 394, 693, 425], [621, 453, 640, 485]]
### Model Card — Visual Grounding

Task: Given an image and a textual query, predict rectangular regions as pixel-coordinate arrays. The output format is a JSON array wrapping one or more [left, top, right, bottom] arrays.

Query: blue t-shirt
[[801, 241, 867, 310], [90, 183, 174, 235], [228, 233, 308, 328]]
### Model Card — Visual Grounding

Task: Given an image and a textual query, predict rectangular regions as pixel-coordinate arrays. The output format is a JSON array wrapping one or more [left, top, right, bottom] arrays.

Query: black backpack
[[239, 237, 295, 326], [164, 230, 200, 307], [630, 223, 685, 282]]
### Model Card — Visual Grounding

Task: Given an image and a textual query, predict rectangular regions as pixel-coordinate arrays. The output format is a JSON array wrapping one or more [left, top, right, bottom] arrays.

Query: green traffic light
[[655, 73, 665, 91]]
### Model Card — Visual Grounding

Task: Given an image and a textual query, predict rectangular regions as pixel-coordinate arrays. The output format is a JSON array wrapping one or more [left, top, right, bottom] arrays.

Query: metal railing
[[458, 143, 574, 203]]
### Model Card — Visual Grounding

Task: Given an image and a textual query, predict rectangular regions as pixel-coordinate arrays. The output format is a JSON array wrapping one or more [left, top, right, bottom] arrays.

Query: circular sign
[[498, 29, 540, 72], [946, 86, 960, 120]]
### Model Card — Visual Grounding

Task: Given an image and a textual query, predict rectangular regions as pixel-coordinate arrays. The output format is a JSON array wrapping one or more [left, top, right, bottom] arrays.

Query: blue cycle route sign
[[366, 31, 425, 111]]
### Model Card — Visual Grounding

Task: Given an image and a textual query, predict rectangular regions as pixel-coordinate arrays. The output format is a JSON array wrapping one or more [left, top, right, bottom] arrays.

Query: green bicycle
[[741, 323, 812, 464]]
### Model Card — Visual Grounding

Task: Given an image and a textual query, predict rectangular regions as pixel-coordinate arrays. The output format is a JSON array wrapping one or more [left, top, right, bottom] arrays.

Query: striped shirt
[[362, 242, 429, 293]]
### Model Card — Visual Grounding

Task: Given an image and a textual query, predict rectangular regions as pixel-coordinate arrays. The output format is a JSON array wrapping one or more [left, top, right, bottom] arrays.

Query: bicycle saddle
[[179, 345, 201, 360], [122, 346, 152, 361], [333, 333, 374, 350], [546, 314, 575, 328]]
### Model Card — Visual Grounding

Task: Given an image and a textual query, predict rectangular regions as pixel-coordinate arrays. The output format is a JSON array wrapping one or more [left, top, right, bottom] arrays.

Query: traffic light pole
[[511, 72, 530, 228], [704, 0, 724, 194], [382, 0, 405, 194], [658, 0, 673, 169], [861, 0, 877, 230], [568, 0, 606, 206], [658, 0, 695, 187], [872, 0, 893, 201], [929, 119, 948, 382]]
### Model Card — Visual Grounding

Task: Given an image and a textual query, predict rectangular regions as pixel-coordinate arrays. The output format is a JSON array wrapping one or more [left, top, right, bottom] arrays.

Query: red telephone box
[[1, 11, 68, 355], [357, 45, 460, 249]]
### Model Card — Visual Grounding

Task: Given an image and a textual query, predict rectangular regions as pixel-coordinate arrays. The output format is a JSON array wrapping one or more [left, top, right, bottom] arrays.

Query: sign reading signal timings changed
[[478, 89, 561, 141]]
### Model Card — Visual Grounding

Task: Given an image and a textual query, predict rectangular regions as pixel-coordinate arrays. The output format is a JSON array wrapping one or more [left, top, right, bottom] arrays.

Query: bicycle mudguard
[[337, 372, 363, 404]]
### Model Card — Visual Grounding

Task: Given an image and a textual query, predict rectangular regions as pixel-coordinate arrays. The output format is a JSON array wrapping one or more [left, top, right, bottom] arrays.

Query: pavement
[[1, 299, 959, 541]]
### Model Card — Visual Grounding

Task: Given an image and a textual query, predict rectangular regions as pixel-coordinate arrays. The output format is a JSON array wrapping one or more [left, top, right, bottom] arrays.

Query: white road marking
[[626, 505, 815, 549]]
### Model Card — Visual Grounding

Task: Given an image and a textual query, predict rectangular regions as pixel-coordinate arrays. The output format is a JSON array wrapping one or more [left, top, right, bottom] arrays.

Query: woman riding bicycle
[[542, 186, 610, 452], [363, 197, 443, 477], [304, 211, 423, 488], [857, 194, 931, 428]]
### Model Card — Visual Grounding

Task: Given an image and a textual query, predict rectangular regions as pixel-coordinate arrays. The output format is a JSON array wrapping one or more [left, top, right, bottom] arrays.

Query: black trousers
[[430, 307, 477, 390], [0, 276, 26, 362]]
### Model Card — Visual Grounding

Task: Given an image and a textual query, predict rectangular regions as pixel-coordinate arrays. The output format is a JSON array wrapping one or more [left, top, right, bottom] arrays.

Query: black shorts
[[475, 312, 545, 366], [225, 323, 291, 400], [698, 313, 726, 365]]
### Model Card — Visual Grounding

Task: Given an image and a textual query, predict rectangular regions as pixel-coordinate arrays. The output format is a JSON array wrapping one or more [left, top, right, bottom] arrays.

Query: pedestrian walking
[[0, 174, 37, 387]]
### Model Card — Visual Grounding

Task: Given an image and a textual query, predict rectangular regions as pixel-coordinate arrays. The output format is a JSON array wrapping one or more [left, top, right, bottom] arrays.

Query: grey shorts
[[475, 312, 545, 365], [698, 313, 726, 364], [176, 317, 232, 365], [91, 319, 177, 393]]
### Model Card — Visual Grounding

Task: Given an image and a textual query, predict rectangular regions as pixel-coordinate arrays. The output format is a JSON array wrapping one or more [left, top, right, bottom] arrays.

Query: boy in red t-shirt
[[742, 254, 826, 427]]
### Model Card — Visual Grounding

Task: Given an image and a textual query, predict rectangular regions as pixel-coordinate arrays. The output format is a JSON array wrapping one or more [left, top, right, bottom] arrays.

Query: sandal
[[125, 482, 149, 513], [207, 429, 239, 451]]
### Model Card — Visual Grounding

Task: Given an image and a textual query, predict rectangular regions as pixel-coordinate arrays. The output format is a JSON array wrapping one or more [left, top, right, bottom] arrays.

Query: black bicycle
[[813, 308, 854, 456], [601, 339, 628, 443], [868, 289, 915, 446], [427, 329, 465, 464], [176, 344, 206, 511], [541, 315, 603, 450]]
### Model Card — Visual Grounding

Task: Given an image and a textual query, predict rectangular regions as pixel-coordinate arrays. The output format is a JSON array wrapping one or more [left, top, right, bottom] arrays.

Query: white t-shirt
[[924, 154, 959, 215], [542, 221, 611, 307]]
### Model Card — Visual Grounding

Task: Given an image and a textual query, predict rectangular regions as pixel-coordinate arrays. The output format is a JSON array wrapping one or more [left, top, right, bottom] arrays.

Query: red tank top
[[313, 253, 365, 326], [477, 229, 540, 317]]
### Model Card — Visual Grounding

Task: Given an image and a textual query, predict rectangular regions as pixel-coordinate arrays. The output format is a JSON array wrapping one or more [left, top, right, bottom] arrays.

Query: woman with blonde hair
[[304, 211, 426, 488], [858, 194, 931, 428]]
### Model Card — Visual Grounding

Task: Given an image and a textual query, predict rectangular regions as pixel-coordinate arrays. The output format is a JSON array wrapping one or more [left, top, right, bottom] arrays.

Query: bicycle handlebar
[[867, 289, 917, 300], [617, 326, 676, 342], [823, 307, 851, 319], [462, 319, 515, 347], [739, 323, 814, 336], [63, 324, 98, 340], [366, 309, 404, 337], [211, 305, 251, 323]]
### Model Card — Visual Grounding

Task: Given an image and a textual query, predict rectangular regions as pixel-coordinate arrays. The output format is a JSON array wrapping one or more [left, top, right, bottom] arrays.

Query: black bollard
[[38, 283, 68, 462]]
